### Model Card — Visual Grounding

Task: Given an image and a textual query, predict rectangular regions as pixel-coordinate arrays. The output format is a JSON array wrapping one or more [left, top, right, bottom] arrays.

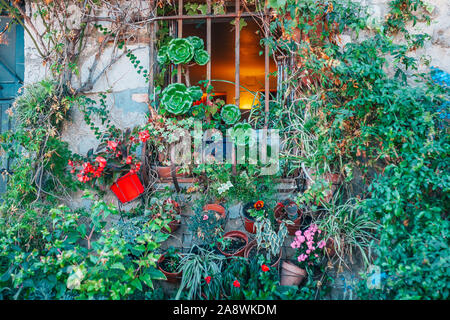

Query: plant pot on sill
[[157, 253, 182, 283], [155, 166, 188, 179], [110, 172, 145, 204], [244, 240, 282, 269], [274, 200, 303, 236], [217, 231, 249, 257], [242, 202, 257, 234], [280, 261, 307, 286]]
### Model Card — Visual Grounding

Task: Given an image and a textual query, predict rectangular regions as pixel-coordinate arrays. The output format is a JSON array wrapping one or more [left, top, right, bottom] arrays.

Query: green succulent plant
[[187, 86, 204, 102], [194, 49, 210, 66], [167, 38, 194, 64], [230, 122, 256, 146], [160, 83, 193, 115], [157, 45, 169, 65], [187, 36, 204, 50], [220, 104, 241, 125]]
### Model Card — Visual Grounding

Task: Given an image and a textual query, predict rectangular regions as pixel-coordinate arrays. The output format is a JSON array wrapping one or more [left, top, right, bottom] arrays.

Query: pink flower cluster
[[290, 224, 327, 263]]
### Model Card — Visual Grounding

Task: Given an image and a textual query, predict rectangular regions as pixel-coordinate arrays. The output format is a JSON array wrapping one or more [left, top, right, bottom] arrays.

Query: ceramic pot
[[217, 230, 249, 257], [157, 253, 182, 283], [280, 261, 307, 286], [244, 240, 282, 268]]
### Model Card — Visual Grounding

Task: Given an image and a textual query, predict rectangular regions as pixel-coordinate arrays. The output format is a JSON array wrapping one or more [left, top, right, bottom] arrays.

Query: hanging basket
[[110, 173, 145, 203]]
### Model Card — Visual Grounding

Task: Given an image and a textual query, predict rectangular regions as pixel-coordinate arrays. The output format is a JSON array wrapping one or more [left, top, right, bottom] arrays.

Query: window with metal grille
[[148, 0, 280, 124]]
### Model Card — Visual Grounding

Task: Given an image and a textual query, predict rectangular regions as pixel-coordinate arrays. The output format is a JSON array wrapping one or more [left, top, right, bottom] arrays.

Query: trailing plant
[[254, 217, 288, 262]]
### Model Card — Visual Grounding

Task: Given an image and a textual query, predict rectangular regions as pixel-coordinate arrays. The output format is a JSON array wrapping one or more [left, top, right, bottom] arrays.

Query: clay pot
[[155, 166, 188, 179], [280, 261, 307, 286], [274, 200, 303, 236], [162, 219, 181, 234], [244, 240, 282, 269], [203, 204, 226, 219], [242, 202, 256, 234], [217, 231, 249, 257], [161, 199, 182, 234], [157, 253, 182, 283]]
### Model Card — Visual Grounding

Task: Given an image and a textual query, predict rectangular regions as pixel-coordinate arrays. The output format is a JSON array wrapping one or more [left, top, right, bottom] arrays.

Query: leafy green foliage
[[160, 83, 194, 115], [220, 104, 241, 125]]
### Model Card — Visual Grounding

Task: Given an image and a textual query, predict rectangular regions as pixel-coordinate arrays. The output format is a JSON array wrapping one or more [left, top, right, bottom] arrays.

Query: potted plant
[[69, 128, 147, 203], [147, 196, 182, 234], [242, 200, 265, 234], [274, 199, 303, 235], [217, 231, 248, 257], [244, 217, 288, 268], [284, 223, 328, 286], [175, 245, 226, 300], [188, 208, 224, 249], [158, 246, 183, 283], [142, 115, 193, 179], [203, 203, 226, 219]]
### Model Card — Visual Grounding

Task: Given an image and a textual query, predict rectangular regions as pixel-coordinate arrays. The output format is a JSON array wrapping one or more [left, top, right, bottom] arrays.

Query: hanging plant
[[187, 36, 204, 50], [187, 86, 204, 102], [194, 49, 210, 66], [167, 38, 195, 64], [221, 104, 241, 125]]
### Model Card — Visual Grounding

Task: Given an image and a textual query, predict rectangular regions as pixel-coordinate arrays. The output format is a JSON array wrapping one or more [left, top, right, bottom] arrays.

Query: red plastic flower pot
[[110, 173, 145, 203]]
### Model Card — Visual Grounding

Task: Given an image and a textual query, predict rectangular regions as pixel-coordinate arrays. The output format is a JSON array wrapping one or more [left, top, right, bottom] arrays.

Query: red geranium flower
[[205, 276, 211, 284], [138, 130, 150, 143], [95, 156, 107, 168], [126, 156, 133, 164], [254, 200, 264, 210], [233, 280, 240, 288], [82, 162, 94, 174], [261, 264, 270, 272], [107, 140, 118, 151]]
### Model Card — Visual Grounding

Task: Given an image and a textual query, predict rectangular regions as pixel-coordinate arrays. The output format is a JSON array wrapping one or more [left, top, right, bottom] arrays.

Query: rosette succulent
[[194, 49, 210, 66], [167, 38, 194, 64], [187, 36, 204, 50], [157, 45, 169, 65], [187, 86, 204, 102], [230, 122, 256, 146], [220, 104, 241, 125], [160, 83, 193, 115]]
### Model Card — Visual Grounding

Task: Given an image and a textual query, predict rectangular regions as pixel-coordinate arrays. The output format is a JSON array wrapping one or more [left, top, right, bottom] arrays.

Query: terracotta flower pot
[[110, 172, 144, 203], [280, 261, 307, 286], [242, 202, 256, 234], [274, 201, 303, 236], [162, 219, 181, 234], [244, 240, 282, 269], [203, 204, 226, 219], [217, 231, 249, 257], [161, 199, 182, 234], [157, 253, 182, 283], [155, 166, 188, 179]]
